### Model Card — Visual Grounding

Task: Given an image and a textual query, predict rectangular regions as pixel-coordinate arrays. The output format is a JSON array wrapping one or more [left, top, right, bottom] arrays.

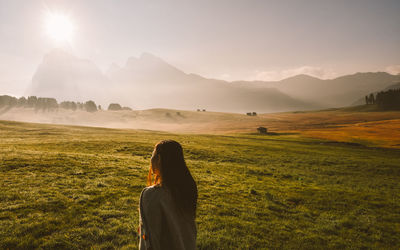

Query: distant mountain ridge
[[232, 72, 400, 107], [27, 49, 400, 113], [29, 49, 111, 103], [352, 81, 400, 106]]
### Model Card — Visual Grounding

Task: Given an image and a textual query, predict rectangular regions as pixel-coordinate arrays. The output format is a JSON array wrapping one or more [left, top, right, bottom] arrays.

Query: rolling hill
[[234, 72, 400, 107]]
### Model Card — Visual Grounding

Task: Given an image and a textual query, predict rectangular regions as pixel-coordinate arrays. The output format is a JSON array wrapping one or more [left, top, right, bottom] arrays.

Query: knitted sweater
[[139, 185, 197, 250]]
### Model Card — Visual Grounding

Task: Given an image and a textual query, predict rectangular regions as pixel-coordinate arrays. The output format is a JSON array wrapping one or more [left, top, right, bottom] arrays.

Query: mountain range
[[27, 49, 400, 113]]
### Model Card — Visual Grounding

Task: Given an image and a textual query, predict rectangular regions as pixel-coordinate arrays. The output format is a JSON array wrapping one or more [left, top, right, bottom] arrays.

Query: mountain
[[28, 49, 111, 103], [318, 72, 400, 106], [28, 49, 400, 113], [108, 53, 319, 112], [233, 72, 400, 107], [29, 50, 316, 113]]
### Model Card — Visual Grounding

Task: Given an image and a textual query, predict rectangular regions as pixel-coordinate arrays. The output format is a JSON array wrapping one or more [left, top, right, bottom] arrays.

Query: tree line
[[0, 96, 60, 111], [365, 88, 400, 110], [0, 95, 131, 112]]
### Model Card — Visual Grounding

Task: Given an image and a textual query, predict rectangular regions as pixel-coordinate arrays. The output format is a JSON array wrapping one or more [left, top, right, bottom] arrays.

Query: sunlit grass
[[0, 120, 399, 249], [301, 119, 400, 148]]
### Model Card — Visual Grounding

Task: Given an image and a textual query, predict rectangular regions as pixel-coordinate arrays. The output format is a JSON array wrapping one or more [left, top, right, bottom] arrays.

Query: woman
[[139, 140, 198, 250]]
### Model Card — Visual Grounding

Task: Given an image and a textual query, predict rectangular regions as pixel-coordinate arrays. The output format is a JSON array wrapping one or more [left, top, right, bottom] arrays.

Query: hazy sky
[[1, 0, 399, 95]]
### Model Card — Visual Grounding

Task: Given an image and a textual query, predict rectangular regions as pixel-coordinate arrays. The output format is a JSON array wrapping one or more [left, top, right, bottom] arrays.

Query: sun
[[45, 12, 74, 43]]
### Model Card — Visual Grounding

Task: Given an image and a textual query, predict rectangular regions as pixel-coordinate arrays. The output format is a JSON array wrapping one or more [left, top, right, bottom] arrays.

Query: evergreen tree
[[375, 89, 400, 110]]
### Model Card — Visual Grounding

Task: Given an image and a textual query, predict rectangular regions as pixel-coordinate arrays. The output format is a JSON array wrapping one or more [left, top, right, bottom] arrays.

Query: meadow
[[2, 107, 400, 149], [0, 120, 399, 249]]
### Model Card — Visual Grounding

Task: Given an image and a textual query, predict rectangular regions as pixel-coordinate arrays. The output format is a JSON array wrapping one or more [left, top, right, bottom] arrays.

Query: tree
[[0, 95, 17, 107], [60, 101, 78, 111], [108, 103, 122, 111], [375, 89, 400, 110], [17, 97, 27, 107], [369, 93, 375, 104], [84, 100, 98, 112], [76, 102, 84, 110], [35, 98, 58, 111], [46, 98, 58, 111], [27, 96, 38, 107]]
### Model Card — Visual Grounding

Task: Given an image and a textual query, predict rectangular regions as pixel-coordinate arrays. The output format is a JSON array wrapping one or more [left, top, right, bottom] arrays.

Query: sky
[[0, 0, 399, 96]]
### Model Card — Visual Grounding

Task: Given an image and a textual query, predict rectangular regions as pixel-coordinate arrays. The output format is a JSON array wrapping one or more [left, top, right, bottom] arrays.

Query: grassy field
[[301, 119, 400, 149], [0, 120, 400, 249], [2, 107, 400, 149]]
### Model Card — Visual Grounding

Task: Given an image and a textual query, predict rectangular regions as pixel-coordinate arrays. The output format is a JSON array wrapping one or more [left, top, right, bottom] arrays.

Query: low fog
[[0, 107, 269, 134]]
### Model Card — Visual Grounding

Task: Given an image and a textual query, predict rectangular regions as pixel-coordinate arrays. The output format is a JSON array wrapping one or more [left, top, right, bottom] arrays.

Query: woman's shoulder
[[140, 185, 166, 203], [141, 184, 162, 193]]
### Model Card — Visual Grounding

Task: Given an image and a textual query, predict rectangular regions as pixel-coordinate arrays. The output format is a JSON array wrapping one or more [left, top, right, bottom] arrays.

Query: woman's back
[[139, 185, 197, 250]]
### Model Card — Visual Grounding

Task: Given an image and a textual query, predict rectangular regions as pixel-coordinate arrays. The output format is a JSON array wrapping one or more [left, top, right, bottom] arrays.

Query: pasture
[[2, 107, 400, 149], [0, 120, 399, 249]]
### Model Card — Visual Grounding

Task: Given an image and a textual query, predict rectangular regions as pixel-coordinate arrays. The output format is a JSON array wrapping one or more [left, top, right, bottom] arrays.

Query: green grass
[[0, 120, 399, 249]]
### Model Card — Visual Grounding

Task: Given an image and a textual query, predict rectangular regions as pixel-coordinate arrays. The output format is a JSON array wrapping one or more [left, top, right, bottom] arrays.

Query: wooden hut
[[257, 127, 267, 134]]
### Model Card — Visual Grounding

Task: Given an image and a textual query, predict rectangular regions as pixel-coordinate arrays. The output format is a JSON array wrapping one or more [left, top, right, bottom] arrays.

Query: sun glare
[[45, 13, 74, 43]]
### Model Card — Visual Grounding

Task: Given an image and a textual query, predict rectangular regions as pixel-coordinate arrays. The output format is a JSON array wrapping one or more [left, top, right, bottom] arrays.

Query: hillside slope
[[1, 106, 400, 148], [235, 73, 400, 107], [352, 81, 400, 106]]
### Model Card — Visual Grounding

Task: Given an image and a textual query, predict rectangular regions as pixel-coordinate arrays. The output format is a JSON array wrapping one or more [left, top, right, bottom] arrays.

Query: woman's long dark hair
[[148, 140, 198, 218]]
